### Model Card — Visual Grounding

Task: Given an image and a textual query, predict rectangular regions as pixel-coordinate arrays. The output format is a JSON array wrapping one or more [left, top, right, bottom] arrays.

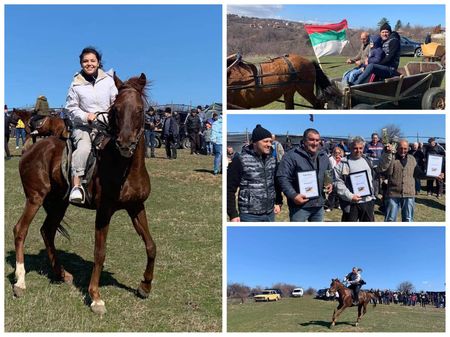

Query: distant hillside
[[227, 14, 436, 57]]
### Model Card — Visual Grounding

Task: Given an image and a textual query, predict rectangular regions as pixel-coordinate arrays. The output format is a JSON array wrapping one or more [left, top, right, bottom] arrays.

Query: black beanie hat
[[380, 23, 392, 32], [251, 124, 272, 143]]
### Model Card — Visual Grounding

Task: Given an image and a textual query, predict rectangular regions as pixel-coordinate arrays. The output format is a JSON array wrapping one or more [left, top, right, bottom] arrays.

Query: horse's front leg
[[127, 203, 157, 299], [330, 303, 344, 328], [13, 200, 42, 297], [88, 207, 113, 315]]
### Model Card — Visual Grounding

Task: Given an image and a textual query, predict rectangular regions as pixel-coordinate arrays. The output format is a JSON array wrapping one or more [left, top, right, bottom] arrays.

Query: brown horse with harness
[[12, 73, 156, 315], [227, 53, 340, 109], [328, 278, 377, 327]]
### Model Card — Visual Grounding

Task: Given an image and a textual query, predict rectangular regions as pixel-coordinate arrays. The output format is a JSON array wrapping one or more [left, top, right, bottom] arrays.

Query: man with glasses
[[342, 31, 370, 85], [277, 128, 333, 222], [379, 140, 443, 221]]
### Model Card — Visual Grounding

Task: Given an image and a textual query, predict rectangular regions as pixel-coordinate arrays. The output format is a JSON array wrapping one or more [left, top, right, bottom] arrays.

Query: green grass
[[241, 55, 443, 109], [4, 144, 222, 332], [273, 182, 445, 222], [227, 295, 445, 332]]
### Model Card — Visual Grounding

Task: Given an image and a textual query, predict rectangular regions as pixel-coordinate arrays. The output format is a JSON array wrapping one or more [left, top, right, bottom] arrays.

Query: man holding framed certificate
[[335, 137, 376, 222], [277, 128, 333, 222], [425, 138, 445, 199], [378, 140, 444, 222]]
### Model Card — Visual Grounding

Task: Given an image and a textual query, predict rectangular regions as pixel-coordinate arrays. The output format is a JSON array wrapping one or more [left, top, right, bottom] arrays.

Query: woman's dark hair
[[79, 46, 103, 68]]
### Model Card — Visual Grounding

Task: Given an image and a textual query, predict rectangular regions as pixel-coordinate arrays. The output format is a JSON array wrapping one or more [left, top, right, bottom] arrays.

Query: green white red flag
[[304, 20, 349, 58]]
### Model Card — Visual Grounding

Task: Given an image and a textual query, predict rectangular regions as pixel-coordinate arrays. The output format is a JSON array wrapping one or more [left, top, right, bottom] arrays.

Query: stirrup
[[69, 186, 85, 204]]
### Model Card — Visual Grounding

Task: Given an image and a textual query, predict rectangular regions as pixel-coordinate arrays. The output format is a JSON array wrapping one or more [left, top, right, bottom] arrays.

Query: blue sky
[[228, 4, 445, 29], [5, 5, 222, 109], [227, 114, 446, 143], [227, 226, 445, 292]]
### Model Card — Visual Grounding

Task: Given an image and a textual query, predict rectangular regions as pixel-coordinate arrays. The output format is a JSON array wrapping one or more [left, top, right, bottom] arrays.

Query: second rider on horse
[[345, 267, 365, 305]]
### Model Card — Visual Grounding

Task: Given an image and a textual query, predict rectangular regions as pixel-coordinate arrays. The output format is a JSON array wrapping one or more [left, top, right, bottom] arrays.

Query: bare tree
[[397, 281, 415, 294], [227, 283, 251, 303], [305, 287, 317, 296], [271, 282, 298, 297], [379, 124, 403, 142]]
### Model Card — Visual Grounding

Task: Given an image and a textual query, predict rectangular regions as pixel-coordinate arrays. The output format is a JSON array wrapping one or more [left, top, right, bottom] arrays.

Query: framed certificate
[[297, 170, 319, 199], [349, 170, 372, 197], [426, 154, 443, 177]]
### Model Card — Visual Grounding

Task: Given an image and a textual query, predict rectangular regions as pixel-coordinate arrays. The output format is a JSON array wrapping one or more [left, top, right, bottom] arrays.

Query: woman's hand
[[87, 112, 97, 122]]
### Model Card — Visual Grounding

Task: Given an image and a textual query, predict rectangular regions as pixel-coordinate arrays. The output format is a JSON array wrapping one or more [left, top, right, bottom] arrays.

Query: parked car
[[254, 290, 281, 302], [400, 36, 423, 57], [315, 288, 330, 300], [291, 288, 304, 297]]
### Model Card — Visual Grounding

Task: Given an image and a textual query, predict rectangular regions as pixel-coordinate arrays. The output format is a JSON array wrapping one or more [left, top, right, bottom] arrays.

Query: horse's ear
[[114, 72, 123, 89], [138, 73, 146, 85]]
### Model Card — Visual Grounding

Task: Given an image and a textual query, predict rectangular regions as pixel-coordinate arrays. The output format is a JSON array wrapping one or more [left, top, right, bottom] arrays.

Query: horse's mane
[[121, 77, 151, 99]]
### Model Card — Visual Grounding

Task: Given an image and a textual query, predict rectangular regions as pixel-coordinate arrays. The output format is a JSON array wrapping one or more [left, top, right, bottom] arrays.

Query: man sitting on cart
[[353, 23, 401, 85]]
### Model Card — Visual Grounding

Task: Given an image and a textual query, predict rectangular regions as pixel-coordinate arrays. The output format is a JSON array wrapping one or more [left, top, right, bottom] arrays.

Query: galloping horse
[[12, 73, 156, 315], [227, 53, 339, 109], [328, 278, 377, 327]]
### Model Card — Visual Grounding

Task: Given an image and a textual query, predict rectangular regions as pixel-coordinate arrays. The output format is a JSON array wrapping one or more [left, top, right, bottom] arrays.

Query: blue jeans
[[206, 141, 213, 155], [144, 130, 156, 152], [342, 67, 363, 85], [289, 207, 324, 222], [384, 197, 415, 222], [353, 63, 398, 85], [213, 143, 222, 174], [15, 128, 26, 147], [240, 211, 275, 222]]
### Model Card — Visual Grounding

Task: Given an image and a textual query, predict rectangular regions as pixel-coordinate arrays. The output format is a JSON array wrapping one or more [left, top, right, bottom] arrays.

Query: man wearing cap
[[277, 128, 333, 222], [345, 267, 365, 305], [424, 137, 445, 198], [162, 107, 179, 159], [227, 124, 283, 222], [353, 23, 401, 84]]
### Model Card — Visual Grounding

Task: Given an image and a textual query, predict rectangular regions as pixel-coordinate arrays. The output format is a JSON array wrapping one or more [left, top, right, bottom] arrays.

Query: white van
[[291, 288, 304, 297]]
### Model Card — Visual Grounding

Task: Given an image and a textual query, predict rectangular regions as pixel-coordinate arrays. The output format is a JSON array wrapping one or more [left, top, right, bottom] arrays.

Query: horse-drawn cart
[[329, 62, 445, 109]]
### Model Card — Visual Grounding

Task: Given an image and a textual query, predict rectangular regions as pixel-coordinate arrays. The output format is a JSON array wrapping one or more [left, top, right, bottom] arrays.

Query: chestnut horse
[[227, 54, 339, 109], [11, 109, 69, 151], [12, 73, 156, 315], [328, 278, 377, 327]]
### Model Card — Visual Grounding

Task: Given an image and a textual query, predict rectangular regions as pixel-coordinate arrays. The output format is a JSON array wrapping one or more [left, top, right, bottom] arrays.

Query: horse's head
[[328, 278, 342, 296], [10, 108, 30, 125], [109, 73, 148, 158]]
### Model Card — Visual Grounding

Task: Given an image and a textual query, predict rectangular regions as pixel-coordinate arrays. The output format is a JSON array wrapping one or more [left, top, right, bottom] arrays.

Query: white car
[[291, 288, 304, 297]]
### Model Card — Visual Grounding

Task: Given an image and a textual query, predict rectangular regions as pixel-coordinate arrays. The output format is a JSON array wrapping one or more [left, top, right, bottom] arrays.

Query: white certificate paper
[[349, 171, 371, 197], [426, 154, 443, 177], [297, 170, 319, 198]]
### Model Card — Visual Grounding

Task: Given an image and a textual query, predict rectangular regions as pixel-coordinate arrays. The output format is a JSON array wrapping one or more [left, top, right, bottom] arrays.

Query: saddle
[[61, 128, 112, 206]]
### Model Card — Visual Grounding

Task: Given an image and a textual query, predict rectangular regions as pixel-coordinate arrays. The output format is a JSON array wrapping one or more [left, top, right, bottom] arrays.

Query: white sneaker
[[69, 187, 84, 203], [15, 146, 19, 149]]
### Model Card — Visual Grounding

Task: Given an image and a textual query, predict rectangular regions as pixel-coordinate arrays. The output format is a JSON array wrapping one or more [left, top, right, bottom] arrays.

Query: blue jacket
[[277, 145, 331, 210], [211, 117, 222, 145]]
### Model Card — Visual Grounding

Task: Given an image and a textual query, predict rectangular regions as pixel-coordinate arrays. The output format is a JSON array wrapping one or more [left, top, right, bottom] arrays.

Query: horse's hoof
[[90, 300, 106, 316], [137, 285, 150, 299], [63, 272, 73, 285], [355, 322, 359, 327], [13, 285, 26, 298]]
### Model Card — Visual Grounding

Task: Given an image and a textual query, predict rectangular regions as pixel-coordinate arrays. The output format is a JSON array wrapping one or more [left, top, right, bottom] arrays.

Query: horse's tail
[[313, 61, 332, 90], [370, 293, 378, 308]]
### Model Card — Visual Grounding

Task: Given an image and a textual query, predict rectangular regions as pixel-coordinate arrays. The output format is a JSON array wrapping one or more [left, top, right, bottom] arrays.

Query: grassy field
[[239, 55, 444, 110], [272, 185, 445, 222], [227, 295, 445, 332], [4, 144, 222, 332]]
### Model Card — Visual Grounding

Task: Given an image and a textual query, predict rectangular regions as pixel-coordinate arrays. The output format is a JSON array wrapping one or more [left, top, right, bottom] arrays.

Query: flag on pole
[[304, 19, 349, 58]]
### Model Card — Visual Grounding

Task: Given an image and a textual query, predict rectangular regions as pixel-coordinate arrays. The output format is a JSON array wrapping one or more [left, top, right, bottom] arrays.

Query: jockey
[[345, 267, 364, 305], [65, 46, 118, 204]]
